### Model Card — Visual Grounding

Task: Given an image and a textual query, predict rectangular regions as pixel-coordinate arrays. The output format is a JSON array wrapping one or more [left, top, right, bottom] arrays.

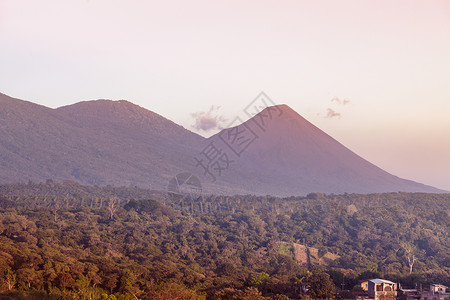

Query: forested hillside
[[0, 182, 449, 299]]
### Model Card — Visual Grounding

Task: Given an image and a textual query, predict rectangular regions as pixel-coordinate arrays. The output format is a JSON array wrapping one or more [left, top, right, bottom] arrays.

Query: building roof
[[369, 279, 395, 285], [431, 284, 448, 288]]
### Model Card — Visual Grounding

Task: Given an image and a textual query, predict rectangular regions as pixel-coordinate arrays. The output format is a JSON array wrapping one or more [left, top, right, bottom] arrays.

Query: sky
[[1, 0, 450, 190]]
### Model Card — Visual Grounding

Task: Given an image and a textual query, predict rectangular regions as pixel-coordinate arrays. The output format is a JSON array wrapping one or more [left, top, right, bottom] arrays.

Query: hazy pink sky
[[1, 0, 449, 190]]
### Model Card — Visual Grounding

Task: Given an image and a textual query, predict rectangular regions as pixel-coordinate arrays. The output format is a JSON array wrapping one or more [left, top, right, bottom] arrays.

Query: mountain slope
[[0, 93, 203, 188], [205, 104, 444, 195], [0, 92, 445, 195]]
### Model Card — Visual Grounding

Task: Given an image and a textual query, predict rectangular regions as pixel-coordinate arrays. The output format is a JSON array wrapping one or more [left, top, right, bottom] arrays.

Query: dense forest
[[0, 181, 449, 299]]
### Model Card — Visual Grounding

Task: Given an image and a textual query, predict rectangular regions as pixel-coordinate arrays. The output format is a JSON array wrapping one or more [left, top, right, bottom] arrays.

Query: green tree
[[250, 272, 270, 286], [308, 272, 335, 299]]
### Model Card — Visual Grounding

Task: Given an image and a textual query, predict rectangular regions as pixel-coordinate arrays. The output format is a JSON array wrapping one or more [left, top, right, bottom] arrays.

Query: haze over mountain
[[0, 92, 445, 195]]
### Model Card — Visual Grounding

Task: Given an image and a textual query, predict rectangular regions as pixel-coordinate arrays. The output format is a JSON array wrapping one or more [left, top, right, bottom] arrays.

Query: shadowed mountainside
[[0, 93, 203, 189]]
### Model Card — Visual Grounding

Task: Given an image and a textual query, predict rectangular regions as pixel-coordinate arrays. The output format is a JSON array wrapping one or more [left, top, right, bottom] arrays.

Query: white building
[[368, 279, 397, 300]]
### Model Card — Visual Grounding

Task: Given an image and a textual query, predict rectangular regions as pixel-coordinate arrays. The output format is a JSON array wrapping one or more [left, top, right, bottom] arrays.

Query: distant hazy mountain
[[206, 104, 444, 195], [0, 93, 203, 190], [0, 92, 445, 195]]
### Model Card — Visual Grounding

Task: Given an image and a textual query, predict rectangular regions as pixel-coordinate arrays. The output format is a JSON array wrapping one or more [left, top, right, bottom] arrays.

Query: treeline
[[0, 180, 165, 210], [0, 181, 448, 299]]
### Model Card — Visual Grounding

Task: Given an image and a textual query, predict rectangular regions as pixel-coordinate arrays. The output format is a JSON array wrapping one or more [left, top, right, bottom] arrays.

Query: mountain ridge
[[0, 92, 446, 195]]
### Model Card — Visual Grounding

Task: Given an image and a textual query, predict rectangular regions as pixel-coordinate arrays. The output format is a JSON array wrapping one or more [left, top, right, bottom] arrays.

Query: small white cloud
[[325, 108, 341, 119], [331, 97, 341, 104], [191, 105, 227, 132], [331, 97, 350, 105]]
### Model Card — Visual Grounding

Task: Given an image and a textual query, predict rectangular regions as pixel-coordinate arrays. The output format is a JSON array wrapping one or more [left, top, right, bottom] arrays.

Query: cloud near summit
[[331, 97, 350, 105], [191, 105, 227, 132], [323, 97, 351, 119], [325, 108, 341, 119]]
